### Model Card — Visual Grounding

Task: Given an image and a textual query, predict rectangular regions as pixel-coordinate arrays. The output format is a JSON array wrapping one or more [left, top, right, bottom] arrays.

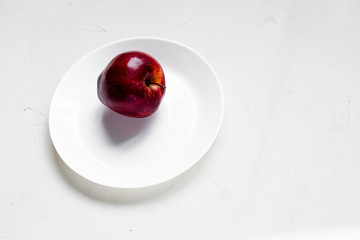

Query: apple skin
[[97, 51, 166, 118]]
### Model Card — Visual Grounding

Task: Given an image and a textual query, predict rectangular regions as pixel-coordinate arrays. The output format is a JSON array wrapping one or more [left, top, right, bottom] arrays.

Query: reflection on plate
[[49, 37, 224, 188]]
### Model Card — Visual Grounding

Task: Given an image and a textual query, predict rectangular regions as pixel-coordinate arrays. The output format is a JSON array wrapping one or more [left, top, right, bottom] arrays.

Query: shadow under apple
[[101, 107, 156, 145]]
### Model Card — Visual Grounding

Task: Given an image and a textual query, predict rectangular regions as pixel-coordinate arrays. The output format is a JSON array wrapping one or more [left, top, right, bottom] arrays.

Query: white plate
[[49, 37, 224, 188]]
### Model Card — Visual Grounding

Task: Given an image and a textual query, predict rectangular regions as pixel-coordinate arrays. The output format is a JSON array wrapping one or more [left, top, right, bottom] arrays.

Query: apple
[[97, 51, 166, 118]]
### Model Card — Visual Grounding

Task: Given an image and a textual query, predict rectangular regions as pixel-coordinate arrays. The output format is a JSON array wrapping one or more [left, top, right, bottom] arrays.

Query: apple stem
[[145, 81, 166, 89]]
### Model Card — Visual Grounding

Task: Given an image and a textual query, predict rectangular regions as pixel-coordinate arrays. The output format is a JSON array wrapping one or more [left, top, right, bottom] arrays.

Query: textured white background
[[1, 0, 360, 239]]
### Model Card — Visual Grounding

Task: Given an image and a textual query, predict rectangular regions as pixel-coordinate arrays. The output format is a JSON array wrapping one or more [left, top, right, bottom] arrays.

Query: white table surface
[[1, 0, 360, 239]]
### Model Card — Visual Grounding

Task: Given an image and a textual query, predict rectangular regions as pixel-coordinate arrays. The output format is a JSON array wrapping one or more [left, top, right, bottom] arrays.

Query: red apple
[[97, 51, 166, 118]]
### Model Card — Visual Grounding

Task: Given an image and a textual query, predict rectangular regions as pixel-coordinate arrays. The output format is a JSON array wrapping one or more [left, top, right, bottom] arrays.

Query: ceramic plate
[[49, 37, 224, 188]]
